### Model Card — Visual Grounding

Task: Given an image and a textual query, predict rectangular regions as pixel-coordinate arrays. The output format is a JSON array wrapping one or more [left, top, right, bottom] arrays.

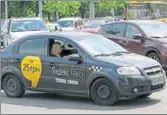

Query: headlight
[[117, 67, 141, 75]]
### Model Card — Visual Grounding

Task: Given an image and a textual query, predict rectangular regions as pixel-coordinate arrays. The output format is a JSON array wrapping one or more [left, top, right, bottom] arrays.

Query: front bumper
[[117, 74, 166, 100]]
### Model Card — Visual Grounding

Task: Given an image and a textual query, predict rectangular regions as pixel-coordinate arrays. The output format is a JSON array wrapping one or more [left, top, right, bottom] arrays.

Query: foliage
[[43, 0, 81, 17], [1, 0, 127, 19]]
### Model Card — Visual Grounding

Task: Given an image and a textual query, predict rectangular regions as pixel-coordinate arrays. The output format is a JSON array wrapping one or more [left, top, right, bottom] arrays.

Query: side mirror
[[133, 34, 143, 40], [68, 54, 82, 62]]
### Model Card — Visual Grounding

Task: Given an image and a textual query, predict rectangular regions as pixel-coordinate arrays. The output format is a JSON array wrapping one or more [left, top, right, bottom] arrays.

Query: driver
[[51, 42, 63, 58]]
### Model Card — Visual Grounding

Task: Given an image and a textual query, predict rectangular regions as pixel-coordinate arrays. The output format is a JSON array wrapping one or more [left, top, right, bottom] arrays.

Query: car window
[[19, 38, 45, 55], [57, 20, 73, 28], [103, 24, 110, 32], [48, 38, 80, 58], [106, 23, 125, 37], [126, 24, 141, 38]]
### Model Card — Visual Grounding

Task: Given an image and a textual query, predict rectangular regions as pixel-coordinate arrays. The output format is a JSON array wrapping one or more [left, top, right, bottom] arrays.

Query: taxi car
[[1, 32, 166, 106]]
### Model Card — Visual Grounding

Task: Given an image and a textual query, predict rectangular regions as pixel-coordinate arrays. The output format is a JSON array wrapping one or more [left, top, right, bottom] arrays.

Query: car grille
[[144, 66, 162, 76]]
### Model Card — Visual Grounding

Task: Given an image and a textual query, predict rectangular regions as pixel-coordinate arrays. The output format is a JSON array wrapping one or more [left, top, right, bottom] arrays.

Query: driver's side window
[[125, 25, 141, 38], [48, 38, 79, 58]]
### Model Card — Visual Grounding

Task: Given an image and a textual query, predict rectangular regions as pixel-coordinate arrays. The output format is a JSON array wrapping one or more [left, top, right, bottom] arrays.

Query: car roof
[[126, 20, 164, 24], [104, 20, 164, 25], [58, 17, 82, 21], [11, 17, 43, 21], [21, 32, 96, 41]]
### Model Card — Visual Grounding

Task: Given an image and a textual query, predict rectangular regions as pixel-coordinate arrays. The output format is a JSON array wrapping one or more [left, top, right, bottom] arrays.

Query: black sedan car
[[0, 32, 166, 106]]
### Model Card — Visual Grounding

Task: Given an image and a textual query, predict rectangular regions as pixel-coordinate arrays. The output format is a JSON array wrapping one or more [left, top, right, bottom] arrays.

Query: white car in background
[[57, 17, 83, 32], [47, 23, 62, 32], [1, 17, 49, 48]]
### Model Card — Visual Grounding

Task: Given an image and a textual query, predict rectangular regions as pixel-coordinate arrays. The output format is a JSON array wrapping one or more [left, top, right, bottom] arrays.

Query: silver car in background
[[1, 17, 49, 48]]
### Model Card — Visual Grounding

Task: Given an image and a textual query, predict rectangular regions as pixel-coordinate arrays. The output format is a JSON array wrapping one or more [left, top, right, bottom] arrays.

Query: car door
[[102, 23, 128, 48], [9, 37, 47, 88], [41, 36, 86, 92], [125, 24, 146, 54]]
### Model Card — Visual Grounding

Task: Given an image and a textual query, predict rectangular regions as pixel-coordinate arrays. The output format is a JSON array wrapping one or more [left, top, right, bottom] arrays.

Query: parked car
[[47, 23, 62, 32], [57, 17, 83, 32], [1, 32, 166, 106], [97, 20, 167, 71], [82, 20, 107, 33], [1, 17, 49, 48]]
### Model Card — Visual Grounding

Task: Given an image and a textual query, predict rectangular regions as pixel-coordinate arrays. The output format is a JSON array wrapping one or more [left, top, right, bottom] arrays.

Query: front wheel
[[2, 74, 25, 98], [90, 78, 118, 106], [147, 52, 161, 63]]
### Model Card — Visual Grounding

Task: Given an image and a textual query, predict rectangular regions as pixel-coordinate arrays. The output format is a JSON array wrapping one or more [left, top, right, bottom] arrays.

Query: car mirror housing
[[68, 54, 82, 62], [133, 34, 143, 40]]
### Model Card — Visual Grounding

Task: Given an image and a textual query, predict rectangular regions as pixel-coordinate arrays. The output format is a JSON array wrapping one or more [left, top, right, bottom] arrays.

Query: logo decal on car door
[[21, 56, 42, 87]]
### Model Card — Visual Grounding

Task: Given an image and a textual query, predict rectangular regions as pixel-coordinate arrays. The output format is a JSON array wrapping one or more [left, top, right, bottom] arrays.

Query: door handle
[[15, 59, 20, 63], [49, 62, 55, 66]]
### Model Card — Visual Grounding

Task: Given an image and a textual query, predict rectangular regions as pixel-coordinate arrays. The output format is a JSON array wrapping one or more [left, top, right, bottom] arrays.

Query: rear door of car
[[9, 37, 47, 88], [124, 23, 146, 54], [99, 22, 128, 48]]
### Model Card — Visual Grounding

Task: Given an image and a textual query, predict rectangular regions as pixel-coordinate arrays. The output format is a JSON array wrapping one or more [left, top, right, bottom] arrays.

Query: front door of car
[[103, 23, 128, 48], [125, 24, 146, 54], [42, 37, 86, 92]]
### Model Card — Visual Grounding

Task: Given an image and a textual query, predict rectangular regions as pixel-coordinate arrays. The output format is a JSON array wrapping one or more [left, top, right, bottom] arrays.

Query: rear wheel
[[2, 74, 25, 98], [90, 78, 118, 106]]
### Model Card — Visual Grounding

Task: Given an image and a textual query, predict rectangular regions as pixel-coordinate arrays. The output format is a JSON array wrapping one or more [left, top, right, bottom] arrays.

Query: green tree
[[43, 0, 81, 20]]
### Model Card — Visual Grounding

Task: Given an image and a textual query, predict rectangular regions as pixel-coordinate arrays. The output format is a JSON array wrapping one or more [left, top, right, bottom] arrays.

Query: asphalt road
[[1, 87, 167, 114]]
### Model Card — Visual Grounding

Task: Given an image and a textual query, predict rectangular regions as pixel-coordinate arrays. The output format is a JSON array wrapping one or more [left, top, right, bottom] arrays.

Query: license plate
[[151, 77, 165, 86]]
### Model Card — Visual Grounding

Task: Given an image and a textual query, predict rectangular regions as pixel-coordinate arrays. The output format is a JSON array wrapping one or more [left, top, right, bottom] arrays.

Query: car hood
[[96, 53, 160, 69], [153, 38, 167, 44], [11, 31, 48, 41]]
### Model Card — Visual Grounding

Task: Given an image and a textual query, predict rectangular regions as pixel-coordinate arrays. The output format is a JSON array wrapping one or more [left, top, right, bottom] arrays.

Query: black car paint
[[0, 32, 166, 100]]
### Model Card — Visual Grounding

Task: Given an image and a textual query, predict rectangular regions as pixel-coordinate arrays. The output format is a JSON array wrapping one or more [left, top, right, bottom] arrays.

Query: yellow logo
[[21, 56, 42, 87]]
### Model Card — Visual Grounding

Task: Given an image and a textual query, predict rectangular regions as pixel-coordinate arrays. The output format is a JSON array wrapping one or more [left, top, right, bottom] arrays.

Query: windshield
[[84, 20, 105, 28], [77, 35, 127, 56], [139, 22, 167, 37], [57, 20, 73, 28], [11, 20, 48, 32]]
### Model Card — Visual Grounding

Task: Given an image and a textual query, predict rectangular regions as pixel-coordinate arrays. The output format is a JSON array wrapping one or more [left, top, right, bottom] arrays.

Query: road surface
[[1, 87, 167, 114]]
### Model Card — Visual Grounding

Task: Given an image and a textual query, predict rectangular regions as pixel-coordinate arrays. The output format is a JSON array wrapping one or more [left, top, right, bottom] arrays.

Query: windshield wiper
[[150, 36, 161, 38], [94, 53, 112, 57], [94, 51, 130, 57], [111, 51, 131, 55]]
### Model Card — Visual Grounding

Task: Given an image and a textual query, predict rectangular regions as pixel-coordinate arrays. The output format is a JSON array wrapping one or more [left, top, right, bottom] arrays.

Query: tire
[[90, 78, 118, 106], [2, 74, 25, 98], [138, 93, 152, 98], [147, 52, 161, 63]]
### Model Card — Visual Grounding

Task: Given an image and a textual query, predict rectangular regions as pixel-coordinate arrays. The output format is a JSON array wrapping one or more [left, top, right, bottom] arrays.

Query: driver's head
[[55, 42, 63, 55]]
